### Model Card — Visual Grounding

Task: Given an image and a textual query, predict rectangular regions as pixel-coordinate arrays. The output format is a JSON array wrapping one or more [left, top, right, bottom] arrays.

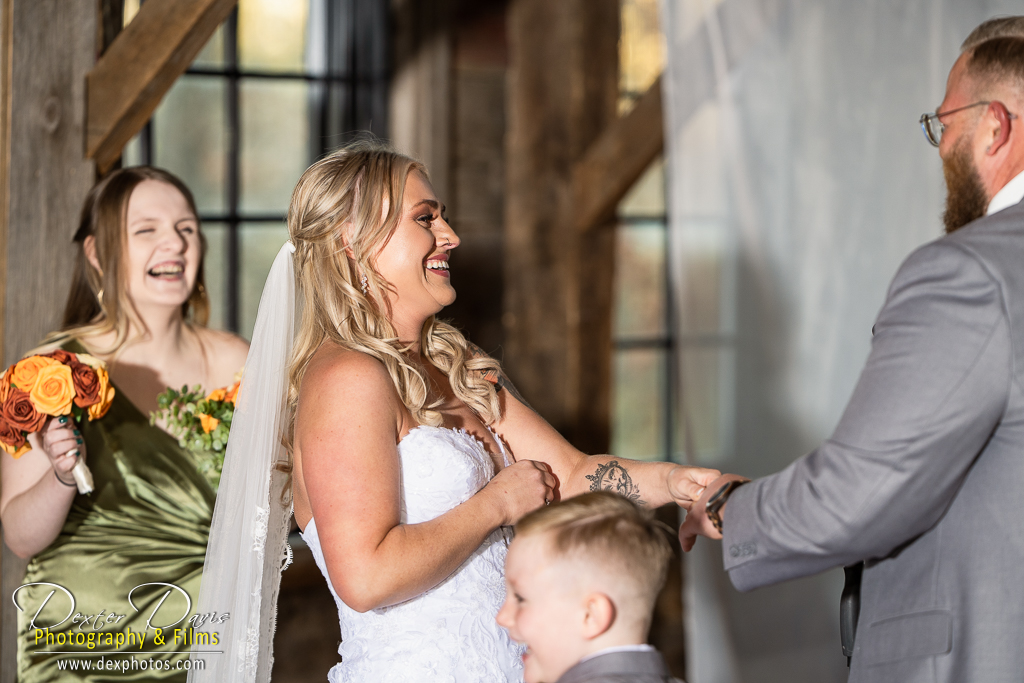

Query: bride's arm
[[491, 379, 721, 510], [295, 349, 552, 614]]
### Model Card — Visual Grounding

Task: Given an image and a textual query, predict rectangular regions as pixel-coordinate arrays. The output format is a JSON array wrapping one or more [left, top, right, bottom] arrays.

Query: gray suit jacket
[[554, 650, 684, 683], [722, 198, 1024, 682]]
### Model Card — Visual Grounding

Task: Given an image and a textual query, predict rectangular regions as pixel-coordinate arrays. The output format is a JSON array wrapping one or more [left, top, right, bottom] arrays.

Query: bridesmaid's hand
[[483, 459, 557, 526], [35, 416, 86, 484]]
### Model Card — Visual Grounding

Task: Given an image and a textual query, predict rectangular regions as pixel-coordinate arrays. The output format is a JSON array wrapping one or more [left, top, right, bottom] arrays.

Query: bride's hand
[[667, 464, 721, 511], [482, 460, 557, 526]]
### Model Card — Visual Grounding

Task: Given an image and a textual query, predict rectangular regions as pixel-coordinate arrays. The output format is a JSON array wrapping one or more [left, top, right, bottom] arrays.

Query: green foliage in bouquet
[[151, 382, 238, 492]]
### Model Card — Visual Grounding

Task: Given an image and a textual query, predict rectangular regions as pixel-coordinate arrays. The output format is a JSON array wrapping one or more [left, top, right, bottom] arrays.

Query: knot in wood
[[42, 96, 61, 133]]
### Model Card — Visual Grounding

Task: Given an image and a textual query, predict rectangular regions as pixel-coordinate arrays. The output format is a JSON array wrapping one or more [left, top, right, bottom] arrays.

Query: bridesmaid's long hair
[[287, 139, 502, 431], [51, 166, 209, 355]]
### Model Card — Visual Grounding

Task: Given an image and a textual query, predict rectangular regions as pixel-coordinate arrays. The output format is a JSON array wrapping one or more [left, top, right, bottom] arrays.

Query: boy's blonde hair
[[515, 491, 673, 616]]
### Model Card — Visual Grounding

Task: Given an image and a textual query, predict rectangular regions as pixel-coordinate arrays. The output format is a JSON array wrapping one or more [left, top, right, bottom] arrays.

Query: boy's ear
[[83, 236, 102, 276], [581, 593, 616, 640]]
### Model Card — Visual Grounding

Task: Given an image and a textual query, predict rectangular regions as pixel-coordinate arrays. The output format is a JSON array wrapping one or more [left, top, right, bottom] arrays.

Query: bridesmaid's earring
[[360, 275, 368, 295], [96, 288, 104, 306]]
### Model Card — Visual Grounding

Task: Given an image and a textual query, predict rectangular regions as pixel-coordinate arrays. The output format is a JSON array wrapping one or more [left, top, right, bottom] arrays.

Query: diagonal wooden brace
[[86, 0, 237, 173], [573, 75, 664, 233]]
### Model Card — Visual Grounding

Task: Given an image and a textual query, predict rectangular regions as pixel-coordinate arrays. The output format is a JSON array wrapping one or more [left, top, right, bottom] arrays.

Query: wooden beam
[[390, 0, 454, 203], [0, 2, 97, 678], [86, 0, 236, 173], [573, 74, 663, 233]]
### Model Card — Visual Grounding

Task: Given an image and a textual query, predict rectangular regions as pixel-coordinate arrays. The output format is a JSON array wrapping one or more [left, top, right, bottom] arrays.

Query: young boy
[[497, 491, 685, 683]]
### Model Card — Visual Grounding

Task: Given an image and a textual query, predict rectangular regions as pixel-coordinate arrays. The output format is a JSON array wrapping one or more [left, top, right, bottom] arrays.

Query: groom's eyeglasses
[[919, 101, 1017, 147]]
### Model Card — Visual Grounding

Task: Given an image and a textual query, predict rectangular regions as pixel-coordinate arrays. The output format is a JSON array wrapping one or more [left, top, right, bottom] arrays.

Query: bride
[[190, 140, 720, 683]]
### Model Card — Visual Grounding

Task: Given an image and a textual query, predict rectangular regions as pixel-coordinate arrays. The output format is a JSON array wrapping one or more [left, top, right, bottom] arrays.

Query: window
[[123, 0, 388, 339], [611, 0, 674, 462]]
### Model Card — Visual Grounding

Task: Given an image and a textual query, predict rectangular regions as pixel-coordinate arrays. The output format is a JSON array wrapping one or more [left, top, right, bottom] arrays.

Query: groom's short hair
[[515, 491, 673, 614], [962, 16, 1024, 52]]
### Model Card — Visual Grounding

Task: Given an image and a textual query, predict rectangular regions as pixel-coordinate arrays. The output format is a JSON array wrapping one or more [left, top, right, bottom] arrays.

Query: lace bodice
[[301, 426, 525, 682]]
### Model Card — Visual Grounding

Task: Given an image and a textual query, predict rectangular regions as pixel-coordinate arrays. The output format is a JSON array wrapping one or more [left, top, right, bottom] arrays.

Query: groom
[[681, 16, 1024, 683]]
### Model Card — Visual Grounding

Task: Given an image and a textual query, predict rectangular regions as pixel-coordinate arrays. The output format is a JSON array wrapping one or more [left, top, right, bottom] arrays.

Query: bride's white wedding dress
[[301, 425, 526, 682]]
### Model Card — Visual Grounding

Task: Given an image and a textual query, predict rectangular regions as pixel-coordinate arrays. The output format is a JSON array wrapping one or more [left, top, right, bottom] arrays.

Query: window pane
[[123, 133, 143, 167], [193, 24, 225, 68], [123, 0, 140, 26], [202, 222, 228, 331], [612, 348, 668, 461], [618, 156, 665, 218], [619, 0, 664, 114], [675, 346, 734, 465], [239, 0, 310, 72], [239, 223, 291, 340], [152, 75, 227, 214], [613, 221, 666, 339], [240, 79, 310, 214]]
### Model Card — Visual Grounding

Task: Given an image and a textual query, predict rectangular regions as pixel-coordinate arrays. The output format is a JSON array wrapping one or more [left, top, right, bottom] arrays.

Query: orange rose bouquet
[[0, 350, 114, 493], [151, 378, 240, 491]]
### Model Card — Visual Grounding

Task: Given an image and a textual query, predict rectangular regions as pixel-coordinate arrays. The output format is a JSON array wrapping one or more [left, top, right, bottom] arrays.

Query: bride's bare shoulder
[[302, 342, 395, 400]]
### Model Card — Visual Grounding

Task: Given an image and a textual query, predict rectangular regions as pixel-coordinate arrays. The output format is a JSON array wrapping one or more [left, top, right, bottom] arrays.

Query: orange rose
[[1, 439, 31, 458], [74, 353, 105, 369], [30, 364, 75, 416], [0, 367, 12, 403], [206, 388, 227, 402], [225, 381, 240, 404], [46, 349, 75, 364], [199, 413, 220, 433], [70, 363, 101, 408], [0, 416, 25, 455], [87, 367, 115, 420], [11, 356, 60, 392], [3, 388, 45, 432]]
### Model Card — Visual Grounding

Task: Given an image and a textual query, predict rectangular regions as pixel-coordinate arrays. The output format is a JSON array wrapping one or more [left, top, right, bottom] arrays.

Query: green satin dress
[[16, 342, 215, 682]]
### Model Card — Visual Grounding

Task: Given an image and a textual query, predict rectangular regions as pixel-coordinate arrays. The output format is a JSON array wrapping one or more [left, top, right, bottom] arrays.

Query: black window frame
[[134, 0, 389, 334]]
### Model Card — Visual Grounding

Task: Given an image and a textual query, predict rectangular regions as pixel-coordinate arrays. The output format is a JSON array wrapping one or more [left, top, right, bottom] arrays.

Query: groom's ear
[[581, 592, 616, 640]]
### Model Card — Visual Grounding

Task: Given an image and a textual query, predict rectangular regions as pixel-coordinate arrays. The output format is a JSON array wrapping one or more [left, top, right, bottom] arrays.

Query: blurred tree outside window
[[124, 0, 389, 339]]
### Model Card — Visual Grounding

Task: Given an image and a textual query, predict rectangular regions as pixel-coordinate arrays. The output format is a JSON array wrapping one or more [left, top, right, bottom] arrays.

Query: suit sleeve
[[722, 240, 1011, 592]]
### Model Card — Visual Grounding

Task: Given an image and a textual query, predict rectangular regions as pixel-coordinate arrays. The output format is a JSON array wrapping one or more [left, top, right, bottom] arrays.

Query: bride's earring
[[360, 275, 368, 295]]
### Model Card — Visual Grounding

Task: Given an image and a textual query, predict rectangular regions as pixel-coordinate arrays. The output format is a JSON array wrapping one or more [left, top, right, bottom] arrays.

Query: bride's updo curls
[[287, 139, 502, 429]]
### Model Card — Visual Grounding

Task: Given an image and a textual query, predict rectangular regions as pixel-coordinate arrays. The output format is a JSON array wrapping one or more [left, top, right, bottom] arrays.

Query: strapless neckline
[[300, 424, 524, 682]]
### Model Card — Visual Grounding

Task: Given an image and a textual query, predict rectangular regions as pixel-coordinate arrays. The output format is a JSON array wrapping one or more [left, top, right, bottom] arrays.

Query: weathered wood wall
[[390, 0, 454, 204], [0, 2, 97, 679], [504, 0, 619, 453]]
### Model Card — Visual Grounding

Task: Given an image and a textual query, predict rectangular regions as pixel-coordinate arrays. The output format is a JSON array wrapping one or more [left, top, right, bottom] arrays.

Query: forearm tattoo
[[466, 342, 533, 410], [586, 460, 645, 505]]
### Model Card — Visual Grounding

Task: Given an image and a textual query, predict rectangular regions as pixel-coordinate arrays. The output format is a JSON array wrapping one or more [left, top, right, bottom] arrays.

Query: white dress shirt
[[578, 643, 655, 664], [987, 169, 1024, 215]]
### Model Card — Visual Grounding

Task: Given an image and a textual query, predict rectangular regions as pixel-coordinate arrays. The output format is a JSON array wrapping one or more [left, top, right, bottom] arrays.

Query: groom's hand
[[678, 473, 749, 552]]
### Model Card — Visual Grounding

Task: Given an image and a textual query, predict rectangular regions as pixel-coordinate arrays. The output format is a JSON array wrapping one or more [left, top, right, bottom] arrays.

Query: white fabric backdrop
[[659, 1, 1022, 681]]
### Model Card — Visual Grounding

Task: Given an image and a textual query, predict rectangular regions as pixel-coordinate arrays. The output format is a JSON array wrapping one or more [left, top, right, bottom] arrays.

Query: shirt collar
[[986, 169, 1024, 216], [578, 644, 655, 664]]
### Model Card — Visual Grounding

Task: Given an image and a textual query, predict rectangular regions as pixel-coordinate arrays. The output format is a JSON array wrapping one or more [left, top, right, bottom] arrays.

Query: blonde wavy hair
[[287, 139, 502, 431]]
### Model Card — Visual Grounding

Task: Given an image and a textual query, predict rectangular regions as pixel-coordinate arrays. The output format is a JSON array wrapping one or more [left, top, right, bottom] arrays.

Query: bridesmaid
[[0, 167, 248, 682]]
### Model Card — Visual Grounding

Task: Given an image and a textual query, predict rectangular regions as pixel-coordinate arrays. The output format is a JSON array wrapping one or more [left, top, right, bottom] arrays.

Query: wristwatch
[[705, 479, 750, 534]]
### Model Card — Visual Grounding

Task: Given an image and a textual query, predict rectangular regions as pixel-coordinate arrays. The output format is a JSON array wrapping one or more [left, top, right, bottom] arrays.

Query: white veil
[[188, 241, 297, 683]]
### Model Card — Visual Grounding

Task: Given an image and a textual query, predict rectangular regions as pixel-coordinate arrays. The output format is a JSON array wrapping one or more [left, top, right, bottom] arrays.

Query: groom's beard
[[942, 138, 989, 233]]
